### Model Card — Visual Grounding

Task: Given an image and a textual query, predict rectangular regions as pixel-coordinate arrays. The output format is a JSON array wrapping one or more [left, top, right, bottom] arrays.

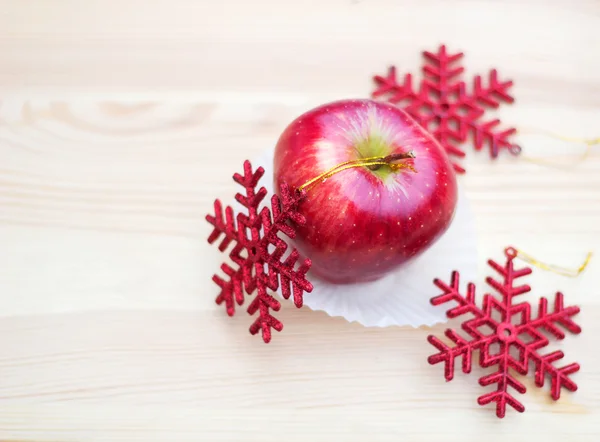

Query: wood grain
[[0, 0, 599, 440]]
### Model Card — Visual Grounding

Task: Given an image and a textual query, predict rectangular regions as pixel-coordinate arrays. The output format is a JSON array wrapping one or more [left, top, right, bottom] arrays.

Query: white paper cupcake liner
[[251, 148, 478, 328]]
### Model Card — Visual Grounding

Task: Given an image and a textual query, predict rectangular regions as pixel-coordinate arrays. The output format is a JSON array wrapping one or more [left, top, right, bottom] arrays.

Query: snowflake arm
[[206, 202, 253, 316], [519, 292, 581, 400], [372, 67, 417, 104], [428, 272, 492, 379], [477, 355, 527, 418], [520, 292, 581, 338], [247, 281, 283, 343], [212, 263, 244, 316], [427, 329, 475, 381], [485, 256, 532, 303], [472, 70, 514, 107], [431, 271, 482, 319], [470, 119, 517, 159], [421, 46, 464, 99]]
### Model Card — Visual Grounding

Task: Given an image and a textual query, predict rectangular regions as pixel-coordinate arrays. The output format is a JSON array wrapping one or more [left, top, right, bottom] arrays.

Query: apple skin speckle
[[273, 98, 457, 284]]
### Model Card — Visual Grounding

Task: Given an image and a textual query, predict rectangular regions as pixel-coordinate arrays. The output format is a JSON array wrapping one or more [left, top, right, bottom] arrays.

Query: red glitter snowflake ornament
[[372, 45, 517, 173], [206, 160, 313, 343], [427, 247, 581, 418]]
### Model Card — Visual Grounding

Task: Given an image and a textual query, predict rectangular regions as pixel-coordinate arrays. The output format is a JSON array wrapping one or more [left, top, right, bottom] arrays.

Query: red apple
[[273, 99, 458, 284]]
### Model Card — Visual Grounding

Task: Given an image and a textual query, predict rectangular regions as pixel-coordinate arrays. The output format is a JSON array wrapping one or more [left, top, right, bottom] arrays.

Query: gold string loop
[[505, 246, 592, 278], [511, 128, 599, 168], [298, 151, 416, 192]]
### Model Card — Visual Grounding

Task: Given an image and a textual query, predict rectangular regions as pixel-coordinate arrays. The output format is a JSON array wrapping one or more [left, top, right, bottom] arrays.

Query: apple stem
[[368, 151, 416, 171], [298, 151, 416, 192]]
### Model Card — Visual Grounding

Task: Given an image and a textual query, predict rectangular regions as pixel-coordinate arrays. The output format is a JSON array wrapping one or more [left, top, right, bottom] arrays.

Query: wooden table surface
[[1, 1, 599, 440]]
